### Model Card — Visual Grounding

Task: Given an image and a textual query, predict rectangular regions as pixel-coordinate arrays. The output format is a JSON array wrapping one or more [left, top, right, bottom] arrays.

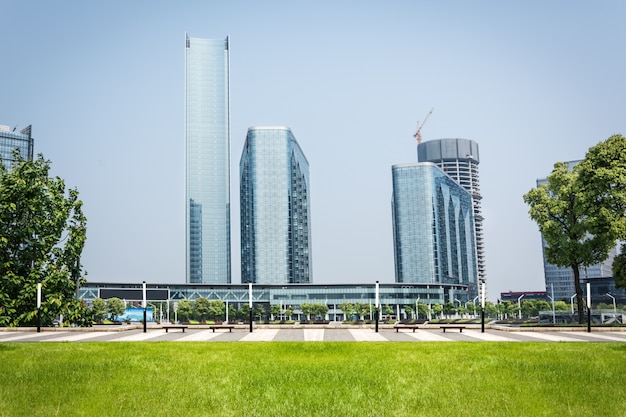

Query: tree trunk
[[572, 264, 585, 324]]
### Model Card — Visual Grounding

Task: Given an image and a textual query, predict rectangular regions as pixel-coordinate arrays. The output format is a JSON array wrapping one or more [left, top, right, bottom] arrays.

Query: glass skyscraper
[[240, 127, 312, 284], [0, 124, 33, 171], [418, 138, 485, 285], [185, 35, 231, 284], [391, 162, 477, 299]]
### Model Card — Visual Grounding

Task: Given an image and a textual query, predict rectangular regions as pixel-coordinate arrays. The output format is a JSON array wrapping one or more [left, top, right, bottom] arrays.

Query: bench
[[209, 325, 235, 333], [163, 325, 188, 333], [394, 325, 421, 333], [441, 325, 465, 333]]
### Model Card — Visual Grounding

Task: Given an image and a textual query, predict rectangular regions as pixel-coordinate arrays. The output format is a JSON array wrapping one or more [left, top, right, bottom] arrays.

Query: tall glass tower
[[418, 138, 485, 285], [185, 35, 231, 284], [391, 162, 477, 299], [0, 124, 33, 171], [240, 127, 312, 284]]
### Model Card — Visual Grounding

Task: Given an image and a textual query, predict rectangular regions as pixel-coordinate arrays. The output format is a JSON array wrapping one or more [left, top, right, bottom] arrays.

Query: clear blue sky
[[2, 1, 625, 300]]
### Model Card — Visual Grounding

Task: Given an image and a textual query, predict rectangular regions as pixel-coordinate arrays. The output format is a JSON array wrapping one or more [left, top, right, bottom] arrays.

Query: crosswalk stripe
[[348, 329, 388, 341], [304, 329, 324, 341], [239, 329, 280, 341], [404, 330, 452, 342], [175, 330, 223, 342], [461, 330, 518, 342]]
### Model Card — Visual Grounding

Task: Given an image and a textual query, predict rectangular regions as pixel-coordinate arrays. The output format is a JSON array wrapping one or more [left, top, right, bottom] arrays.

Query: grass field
[[1, 342, 625, 416]]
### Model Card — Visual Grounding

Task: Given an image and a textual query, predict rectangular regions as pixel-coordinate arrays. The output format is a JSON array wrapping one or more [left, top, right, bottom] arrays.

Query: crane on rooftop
[[414, 107, 434, 144]]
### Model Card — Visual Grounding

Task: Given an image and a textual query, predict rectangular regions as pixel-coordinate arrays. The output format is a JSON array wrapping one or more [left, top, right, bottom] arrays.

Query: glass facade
[[185, 35, 231, 284], [417, 139, 485, 285], [0, 125, 34, 171], [392, 163, 477, 300], [79, 281, 468, 320], [240, 127, 312, 284]]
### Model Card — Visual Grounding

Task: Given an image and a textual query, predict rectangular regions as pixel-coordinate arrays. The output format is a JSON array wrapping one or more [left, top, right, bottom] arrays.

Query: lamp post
[[480, 279, 485, 333], [375, 281, 379, 333], [606, 293, 617, 317], [546, 284, 555, 324], [142, 281, 147, 333], [586, 282, 591, 333], [249, 282, 253, 333], [570, 294, 576, 315], [36, 283, 41, 333], [415, 297, 420, 320], [517, 294, 526, 320]]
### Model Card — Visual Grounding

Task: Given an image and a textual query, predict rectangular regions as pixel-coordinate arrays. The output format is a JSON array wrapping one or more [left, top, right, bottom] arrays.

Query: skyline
[[2, 1, 625, 300]]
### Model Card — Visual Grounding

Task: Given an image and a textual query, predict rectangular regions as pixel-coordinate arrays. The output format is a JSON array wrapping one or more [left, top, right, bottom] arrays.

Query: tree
[[193, 297, 210, 321], [432, 304, 443, 319], [106, 297, 125, 322], [403, 305, 413, 319], [417, 303, 429, 319], [0, 152, 88, 327], [208, 300, 225, 321], [270, 304, 281, 320], [91, 298, 107, 322], [338, 302, 355, 320], [312, 303, 329, 320], [176, 299, 193, 322], [524, 160, 618, 323], [442, 302, 456, 318], [612, 244, 626, 289], [300, 303, 313, 320]]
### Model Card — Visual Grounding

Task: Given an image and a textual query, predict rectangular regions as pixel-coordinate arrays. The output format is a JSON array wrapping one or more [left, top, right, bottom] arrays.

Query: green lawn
[[1, 342, 624, 416]]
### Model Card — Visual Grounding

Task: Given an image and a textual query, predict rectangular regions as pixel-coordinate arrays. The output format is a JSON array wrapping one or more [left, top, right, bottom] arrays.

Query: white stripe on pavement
[[239, 329, 280, 341], [175, 330, 223, 342], [404, 330, 452, 342], [113, 330, 169, 342], [348, 329, 388, 342], [516, 332, 584, 342], [461, 330, 518, 342], [0, 332, 70, 342], [304, 329, 324, 341], [47, 332, 111, 342]]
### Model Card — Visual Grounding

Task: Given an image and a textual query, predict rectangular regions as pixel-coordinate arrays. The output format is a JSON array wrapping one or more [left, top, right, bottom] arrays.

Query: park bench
[[162, 325, 188, 333], [394, 325, 421, 332], [209, 325, 235, 333], [441, 325, 465, 333]]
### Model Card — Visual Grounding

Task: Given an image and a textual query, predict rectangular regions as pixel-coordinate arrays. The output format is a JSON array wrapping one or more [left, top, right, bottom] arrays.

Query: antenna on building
[[413, 107, 434, 144]]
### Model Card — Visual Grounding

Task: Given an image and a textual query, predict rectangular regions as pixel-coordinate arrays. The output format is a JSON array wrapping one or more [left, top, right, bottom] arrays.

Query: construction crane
[[413, 107, 434, 144]]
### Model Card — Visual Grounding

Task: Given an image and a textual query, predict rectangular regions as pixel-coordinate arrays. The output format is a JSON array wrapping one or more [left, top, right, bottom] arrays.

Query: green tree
[[338, 302, 355, 320], [106, 297, 125, 322], [208, 299, 225, 321], [612, 244, 626, 289], [432, 304, 443, 319], [417, 303, 429, 319], [524, 159, 618, 323], [91, 298, 107, 322], [442, 302, 456, 318], [300, 303, 313, 320], [0, 152, 88, 327], [176, 299, 193, 322], [312, 303, 329, 320], [403, 305, 413, 319], [554, 301, 569, 311], [270, 304, 281, 320], [193, 297, 210, 321]]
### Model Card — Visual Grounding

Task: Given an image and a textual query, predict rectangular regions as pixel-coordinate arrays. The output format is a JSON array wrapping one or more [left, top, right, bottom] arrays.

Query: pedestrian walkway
[[2, 327, 626, 343]]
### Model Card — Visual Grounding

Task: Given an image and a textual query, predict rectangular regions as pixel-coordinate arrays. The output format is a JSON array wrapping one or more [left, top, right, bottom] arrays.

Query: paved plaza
[[1, 326, 626, 343]]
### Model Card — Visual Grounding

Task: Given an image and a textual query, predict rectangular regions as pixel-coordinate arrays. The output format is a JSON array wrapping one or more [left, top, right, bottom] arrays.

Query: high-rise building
[[185, 34, 231, 284], [0, 124, 33, 171], [418, 139, 485, 286], [240, 127, 312, 284], [391, 162, 478, 299], [538, 161, 617, 301]]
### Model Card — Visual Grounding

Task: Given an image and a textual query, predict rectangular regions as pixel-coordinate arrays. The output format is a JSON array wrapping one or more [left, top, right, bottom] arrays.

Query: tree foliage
[[523, 144, 623, 323], [0, 152, 88, 327], [106, 297, 126, 321]]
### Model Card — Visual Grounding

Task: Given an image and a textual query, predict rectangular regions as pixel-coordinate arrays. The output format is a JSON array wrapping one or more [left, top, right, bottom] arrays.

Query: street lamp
[[606, 293, 617, 317], [248, 282, 253, 333], [142, 281, 147, 333], [517, 294, 526, 320], [480, 279, 486, 333], [570, 294, 577, 315], [375, 281, 380, 333]]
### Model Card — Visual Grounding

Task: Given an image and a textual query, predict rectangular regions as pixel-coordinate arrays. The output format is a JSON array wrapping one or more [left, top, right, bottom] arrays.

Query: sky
[[2, 1, 625, 300]]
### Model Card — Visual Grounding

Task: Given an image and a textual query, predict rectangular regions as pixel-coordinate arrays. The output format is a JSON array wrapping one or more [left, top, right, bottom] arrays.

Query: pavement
[[2, 326, 626, 343]]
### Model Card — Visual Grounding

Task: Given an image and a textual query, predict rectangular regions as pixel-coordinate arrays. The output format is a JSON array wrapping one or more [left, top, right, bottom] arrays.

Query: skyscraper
[[240, 127, 312, 284], [185, 35, 231, 284], [418, 138, 485, 285], [0, 124, 33, 171], [391, 163, 478, 299]]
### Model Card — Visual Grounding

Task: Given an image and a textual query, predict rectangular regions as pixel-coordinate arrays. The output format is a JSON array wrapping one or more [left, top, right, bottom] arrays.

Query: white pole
[[551, 283, 555, 324], [586, 282, 591, 309], [142, 281, 147, 309], [226, 300, 229, 324], [249, 282, 252, 308], [375, 281, 380, 319], [37, 283, 41, 308]]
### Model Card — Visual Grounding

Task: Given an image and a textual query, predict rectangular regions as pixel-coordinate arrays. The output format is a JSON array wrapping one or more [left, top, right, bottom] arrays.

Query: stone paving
[[2, 326, 626, 343]]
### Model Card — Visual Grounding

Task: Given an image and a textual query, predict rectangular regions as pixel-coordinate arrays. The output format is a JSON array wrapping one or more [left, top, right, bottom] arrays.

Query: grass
[[1, 342, 625, 416]]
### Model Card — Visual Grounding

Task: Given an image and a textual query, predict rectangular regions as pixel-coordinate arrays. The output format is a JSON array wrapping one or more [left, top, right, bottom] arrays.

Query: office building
[[240, 127, 312, 284], [537, 161, 617, 301], [391, 162, 478, 300], [418, 138, 485, 285], [0, 124, 33, 171], [185, 34, 231, 284]]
